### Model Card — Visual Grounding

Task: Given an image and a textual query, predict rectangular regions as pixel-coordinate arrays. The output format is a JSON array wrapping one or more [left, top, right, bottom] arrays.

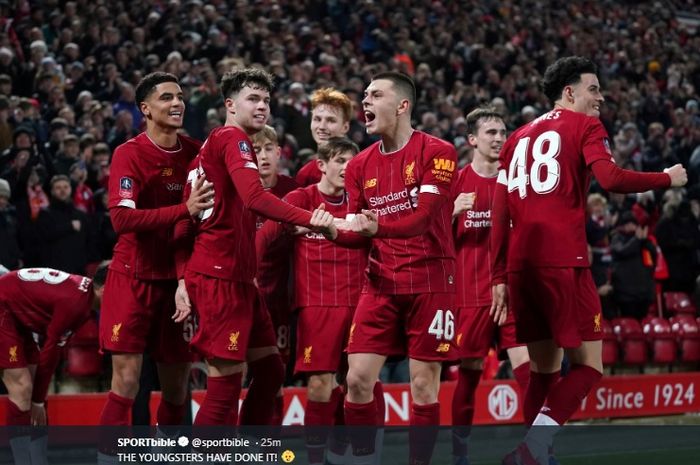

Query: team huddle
[[0, 57, 688, 465]]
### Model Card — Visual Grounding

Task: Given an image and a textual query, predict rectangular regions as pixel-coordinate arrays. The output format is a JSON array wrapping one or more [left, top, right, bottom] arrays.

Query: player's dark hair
[[220, 68, 275, 99], [371, 71, 416, 111], [92, 262, 109, 287], [466, 106, 504, 136], [135, 72, 179, 108], [541, 56, 597, 104], [317, 137, 359, 162]]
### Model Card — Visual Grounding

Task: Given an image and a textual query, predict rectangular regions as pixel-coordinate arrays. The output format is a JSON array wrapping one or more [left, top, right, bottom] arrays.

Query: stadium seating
[[663, 292, 697, 316], [641, 316, 676, 364], [64, 318, 103, 377], [669, 315, 700, 363], [612, 318, 647, 366], [601, 318, 619, 366]]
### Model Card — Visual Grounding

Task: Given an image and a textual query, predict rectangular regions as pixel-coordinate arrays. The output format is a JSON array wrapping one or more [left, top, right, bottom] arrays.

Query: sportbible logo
[[488, 384, 518, 420]]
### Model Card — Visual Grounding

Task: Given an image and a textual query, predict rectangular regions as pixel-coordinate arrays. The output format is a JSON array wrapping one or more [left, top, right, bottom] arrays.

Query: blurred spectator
[[279, 82, 313, 150], [91, 188, 116, 261], [70, 161, 94, 214], [610, 212, 656, 320], [586, 193, 613, 289], [613, 122, 643, 169], [0, 95, 13, 151], [0, 178, 21, 269], [87, 142, 110, 190], [656, 198, 700, 294], [52, 133, 81, 176], [35, 174, 94, 274]]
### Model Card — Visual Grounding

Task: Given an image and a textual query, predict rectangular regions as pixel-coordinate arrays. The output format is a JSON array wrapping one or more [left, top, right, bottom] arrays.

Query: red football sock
[[99, 391, 134, 426], [409, 402, 440, 465], [512, 363, 531, 395], [541, 364, 602, 425], [524, 370, 560, 427], [374, 381, 385, 426], [239, 354, 285, 425], [345, 399, 377, 456], [194, 373, 242, 426], [451, 367, 481, 456], [305, 399, 336, 464], [156, 399, 185, 426], [6, 399, 30, 428], [328, 386, 349, 457]]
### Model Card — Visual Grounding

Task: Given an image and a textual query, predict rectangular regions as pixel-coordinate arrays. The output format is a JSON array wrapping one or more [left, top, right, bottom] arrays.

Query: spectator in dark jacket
[[35, 174, 94, 274], [610, 212, 657, 320], [0, 178, 21, 269], [656, 199, 700, 294]]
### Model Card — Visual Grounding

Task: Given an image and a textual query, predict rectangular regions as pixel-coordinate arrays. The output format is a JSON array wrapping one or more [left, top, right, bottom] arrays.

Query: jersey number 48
[[507, 130, 561, 198]]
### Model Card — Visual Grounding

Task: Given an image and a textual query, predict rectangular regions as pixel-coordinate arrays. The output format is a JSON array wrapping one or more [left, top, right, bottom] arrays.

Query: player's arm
[[108, 149, 213, 234], [318, 158, 371, 248], [591, 160, 685, 192], [31, 308, 91, 407], [225, 139, 312, 226], [490, 151, 511, 323], [255, 189, 307, 258], [584, 120, 687, 192]]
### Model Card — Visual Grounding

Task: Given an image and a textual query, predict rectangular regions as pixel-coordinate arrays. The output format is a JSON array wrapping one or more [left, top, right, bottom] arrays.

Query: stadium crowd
[[0, 0, 699, 388]]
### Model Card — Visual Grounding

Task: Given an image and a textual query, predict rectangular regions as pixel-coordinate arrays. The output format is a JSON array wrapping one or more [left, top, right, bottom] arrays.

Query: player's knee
[[410, 372, 439, 404], [111, 368, 140, 398], [5, 373, 32, 409], [307, 375, 333, 401], [345, 370, 374, 401]]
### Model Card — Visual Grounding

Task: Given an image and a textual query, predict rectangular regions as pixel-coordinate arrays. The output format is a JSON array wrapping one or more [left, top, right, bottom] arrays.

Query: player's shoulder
[[353, 140, 381, 164], [113, 133, 147, 158], [417, 131, 457, 158], [277, 174, 299, 192], [284, 184, 313, 206], [178, 133, 203, 153]]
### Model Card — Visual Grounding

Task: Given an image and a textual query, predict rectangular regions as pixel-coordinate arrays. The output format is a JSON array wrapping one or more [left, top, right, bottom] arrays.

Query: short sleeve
[[582, 117, 615, 167], [419, 140, 458, 196], [108, 145, 140, 210]]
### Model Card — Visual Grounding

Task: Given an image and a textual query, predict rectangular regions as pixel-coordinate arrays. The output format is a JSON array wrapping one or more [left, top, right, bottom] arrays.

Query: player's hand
[[664, 164, 688, 187], [453, 192, 476, 217], [173, 279, 191, 323], [31, 402, 47, 426], [351, 209, 379, 237], [310, 203, 337, 240], [333, 218, 353, 231], [490, 283, 508, 325], [291, 225, 312, 235], [186, 175, 215, 216]]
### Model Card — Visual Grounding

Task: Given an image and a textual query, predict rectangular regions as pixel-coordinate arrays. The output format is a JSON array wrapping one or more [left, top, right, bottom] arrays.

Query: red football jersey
[[295, 158, 322, 187], [497, 109, 613, 270], [108, 132, 201, 280], [345, 130, 457, 294], [255, 175, 299, 306], [453, 165, 497, 306], [0, 268, 94, 402], [286, 185, 367, 307]]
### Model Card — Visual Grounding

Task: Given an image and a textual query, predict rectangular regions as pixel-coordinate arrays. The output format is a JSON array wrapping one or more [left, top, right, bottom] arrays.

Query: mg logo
[[488, 384, 518, 420]]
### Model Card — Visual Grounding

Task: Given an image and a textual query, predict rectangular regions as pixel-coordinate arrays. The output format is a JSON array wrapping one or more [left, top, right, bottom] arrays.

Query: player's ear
[[396, 98, 410, 116], [140, 101, 149, 117], [225, 97, 235, 114], [316, 158, 326, 174], [467, 133, 477, 147]]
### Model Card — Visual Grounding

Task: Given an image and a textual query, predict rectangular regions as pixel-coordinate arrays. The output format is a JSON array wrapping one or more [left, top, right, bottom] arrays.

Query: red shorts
[[185, 270, 276, 362], [0, 307, 39, 369], [262, 298, 291, 364], [347, 292, 457, 362], [294, 306, 354, 374], [509, 267, 603, 349], [99, 270, 190, 363], [456, 305, 521, 359]]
